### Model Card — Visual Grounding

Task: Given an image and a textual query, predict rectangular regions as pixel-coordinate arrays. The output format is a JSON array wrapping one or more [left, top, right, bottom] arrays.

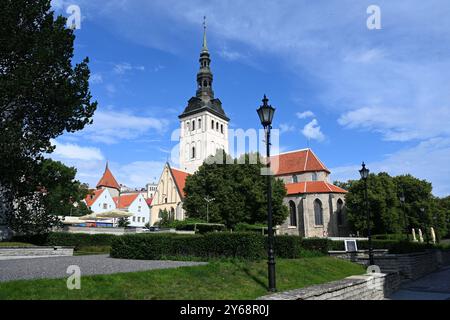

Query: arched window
[[198, 119, 202, 131], [221, 124, 224, 134], [292, 175, 298, 183], [211, 120, 214, 130], [192, 146, 196, 159], [314, 199, 323, 225], [337, 199, 344, 226], [312, 172, 318, 181], [289, 201, 297, 227], [216, 122, 219, 131], [186, 121, 190, 132], [192, 120, 196, 131]]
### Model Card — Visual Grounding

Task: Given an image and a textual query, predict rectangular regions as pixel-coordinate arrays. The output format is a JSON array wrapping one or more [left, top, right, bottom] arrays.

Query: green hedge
[[111, 233, 267, 260], [13, 232, 117, 250]]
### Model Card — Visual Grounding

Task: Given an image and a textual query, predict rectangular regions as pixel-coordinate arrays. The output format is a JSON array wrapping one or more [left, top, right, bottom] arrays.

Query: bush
[[111, 232, 266, 260], [272, 235, 303, 259], [300, 238, 333, 254], [372, 234, 406, 241], [177, 223, 226, 234], [234, 223, 267, 234], [13, 232, 117, 250]]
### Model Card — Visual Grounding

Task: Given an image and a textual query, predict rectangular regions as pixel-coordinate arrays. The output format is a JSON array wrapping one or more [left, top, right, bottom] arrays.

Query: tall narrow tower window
[[192, 146, 196, 159], [192, 120, 196, 131], [198, 119, 202, 131], [221, 124, 224, 134], [211, 120, 214, 129]]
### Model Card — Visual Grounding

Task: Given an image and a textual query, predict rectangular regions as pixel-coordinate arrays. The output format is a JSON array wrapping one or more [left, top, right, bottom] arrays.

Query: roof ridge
[[274, 148, 310, 156]]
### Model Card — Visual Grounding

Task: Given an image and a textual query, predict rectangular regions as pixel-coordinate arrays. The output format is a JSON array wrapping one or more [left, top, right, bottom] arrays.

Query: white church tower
[[179, 19, 229, 174]]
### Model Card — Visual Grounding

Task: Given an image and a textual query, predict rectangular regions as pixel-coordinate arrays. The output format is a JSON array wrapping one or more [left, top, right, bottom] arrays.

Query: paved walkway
[[389, 267, 450, 300], [0, 254, 207, 282]]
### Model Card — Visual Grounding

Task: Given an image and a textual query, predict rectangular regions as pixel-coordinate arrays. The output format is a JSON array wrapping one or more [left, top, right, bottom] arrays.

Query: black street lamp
[[420, 207, 429, 244], [257, 94, 276, 292], [359, 162, 374, 266], [399, 190, 408, 240]]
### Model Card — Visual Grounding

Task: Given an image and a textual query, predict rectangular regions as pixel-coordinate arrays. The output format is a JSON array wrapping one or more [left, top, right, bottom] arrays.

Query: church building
[[150, 22, 348, 238]]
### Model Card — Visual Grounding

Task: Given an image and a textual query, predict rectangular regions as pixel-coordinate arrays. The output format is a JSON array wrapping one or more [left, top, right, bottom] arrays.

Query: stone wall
[[0, 246, 74, 257], [258, 272, 401, 300], [329, 249, 450, 281]]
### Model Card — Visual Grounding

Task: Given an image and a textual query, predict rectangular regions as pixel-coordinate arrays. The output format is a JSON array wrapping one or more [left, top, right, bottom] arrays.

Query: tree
[[338, 172, 448, 240], [118, 217, 130, 228], [343, 172, 402, 235], [35, 159, 91, 217], [0, 1, 97, 233], [183, 151, 288, 229]]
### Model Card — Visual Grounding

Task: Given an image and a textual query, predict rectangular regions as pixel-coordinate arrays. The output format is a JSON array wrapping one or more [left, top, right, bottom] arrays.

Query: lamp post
[[399, 190, 408, 240], [204, 196, 215, 223], [359, 162, 374, 266], [420, 207, 429, 244], [257, 94, 276, 292]]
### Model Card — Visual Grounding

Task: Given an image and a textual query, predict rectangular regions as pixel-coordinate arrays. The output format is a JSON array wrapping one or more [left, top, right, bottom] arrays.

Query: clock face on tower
[[178, 19, 229, 174]]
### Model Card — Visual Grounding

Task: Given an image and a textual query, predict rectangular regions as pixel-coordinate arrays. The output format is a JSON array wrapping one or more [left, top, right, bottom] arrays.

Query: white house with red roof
[[84, 164, 150, 228], [272, 148, 348, 237]]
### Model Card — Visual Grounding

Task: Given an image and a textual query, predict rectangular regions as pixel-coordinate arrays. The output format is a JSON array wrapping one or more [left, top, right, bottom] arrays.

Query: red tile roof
[[271, 149, 330, 176], [96, 164, 120, 190], [113, 194, 139, 209], [285, 181, 347, 195], [170, 167, 190, 198], [84, 189, 105, 207]]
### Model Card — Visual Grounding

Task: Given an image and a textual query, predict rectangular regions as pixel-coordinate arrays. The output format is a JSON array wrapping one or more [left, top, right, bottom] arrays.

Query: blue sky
[[49, 0, 450, 196]]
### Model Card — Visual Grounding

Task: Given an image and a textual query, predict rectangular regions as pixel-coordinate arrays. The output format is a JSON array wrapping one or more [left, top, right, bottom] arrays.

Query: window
[[142, 217, 145, 223], [314, 199, 323, 225], [292, 175, 298, 183], [138, 217, 141, 223], [198, 119, 202, 130], [312, 172, 318, 181], [164, 198, 168, 204], [133, 217, 136, 222], [216, 122, 219, 131], [337, 199, 344, 226], [192, 120, 196, 131], [186, 122, 190, 132], [103, 203, 107, 209], [138, 206, 141, 212], [221, 124, 224, 134], [289, 201, 297, 227], [211, 120, 214, 129], [192, 146, 196, 159]]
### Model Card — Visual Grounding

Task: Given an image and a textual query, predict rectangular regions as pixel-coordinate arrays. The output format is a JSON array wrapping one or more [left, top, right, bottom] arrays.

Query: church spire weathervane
[[202, 16, 208, 52]]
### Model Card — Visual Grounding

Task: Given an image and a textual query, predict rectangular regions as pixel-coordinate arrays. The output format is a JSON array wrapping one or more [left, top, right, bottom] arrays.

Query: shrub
[[111, 232, 266, 260], [13, 232, 117, 250], [177, 223, 227, 234], [234, 223, 267, 234], [300, 238, 333, 254], [272, 235, 302, 259]]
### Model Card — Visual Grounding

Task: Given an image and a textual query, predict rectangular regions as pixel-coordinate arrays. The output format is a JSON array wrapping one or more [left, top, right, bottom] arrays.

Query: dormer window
[[312, 173, 318, 181], [292, 175, 298, 183]]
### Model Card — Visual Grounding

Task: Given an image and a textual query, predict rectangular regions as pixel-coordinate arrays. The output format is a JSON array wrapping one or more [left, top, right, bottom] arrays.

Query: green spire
[[202, 16, 208, 52]]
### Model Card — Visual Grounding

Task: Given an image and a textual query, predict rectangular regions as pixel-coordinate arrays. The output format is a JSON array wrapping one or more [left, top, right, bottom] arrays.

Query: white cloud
[[330, 138, 450, 197], [115, 161, 165, 188], [296, 111, 315, 119], [90, 73, 103, 84], [301, 119, 325, 142], [77, 109, 170, 144], [113, 62, 145, 75], [279, 123, 295, 134], [51, 140, 104, 161]]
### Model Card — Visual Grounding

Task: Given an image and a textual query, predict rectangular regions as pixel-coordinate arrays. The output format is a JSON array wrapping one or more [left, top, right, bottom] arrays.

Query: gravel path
[[0, 254, 207, 282]]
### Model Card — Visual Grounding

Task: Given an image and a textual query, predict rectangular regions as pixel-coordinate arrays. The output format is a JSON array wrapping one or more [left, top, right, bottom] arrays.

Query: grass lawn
[[0, 257, 364, 300], [0, 242, 35, 247]]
